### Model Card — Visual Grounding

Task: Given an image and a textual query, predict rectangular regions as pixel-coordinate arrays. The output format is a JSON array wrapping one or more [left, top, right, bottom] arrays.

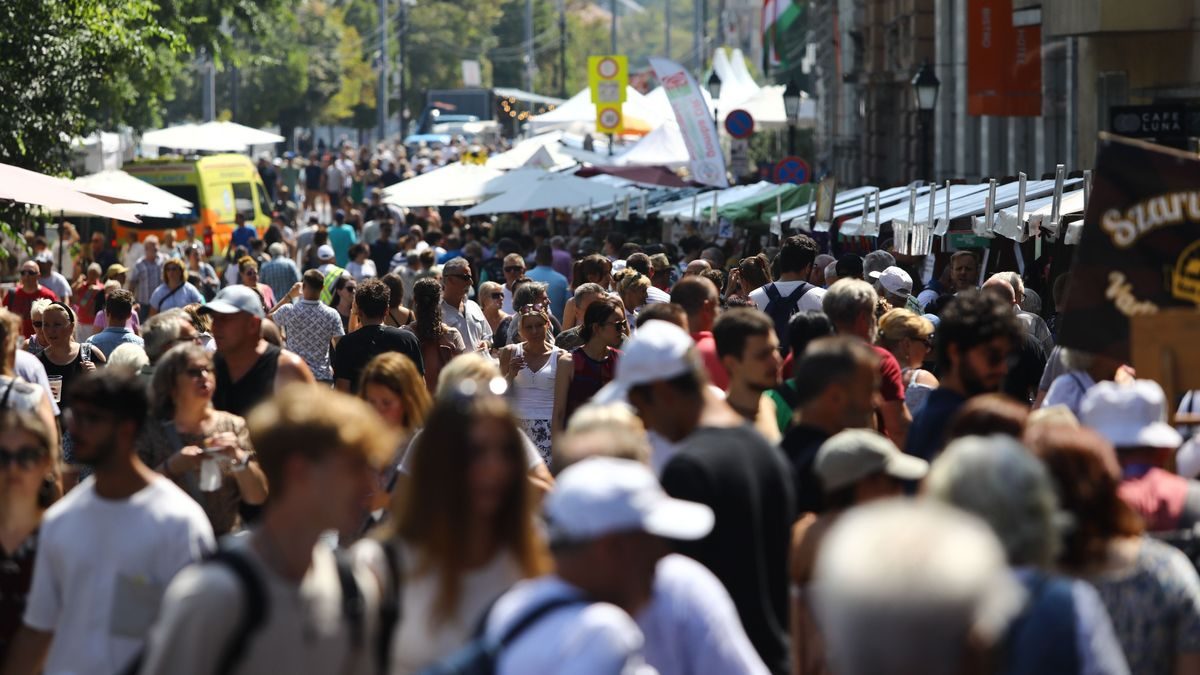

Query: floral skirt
[[517, 418, 553, 468]]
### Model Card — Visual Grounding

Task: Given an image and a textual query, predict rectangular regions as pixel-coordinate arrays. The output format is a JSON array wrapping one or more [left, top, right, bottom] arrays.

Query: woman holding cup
[[138, 343, 267, 535]]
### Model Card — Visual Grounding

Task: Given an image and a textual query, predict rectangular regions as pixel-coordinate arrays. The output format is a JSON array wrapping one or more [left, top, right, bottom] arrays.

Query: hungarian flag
[[762, 0, 802, 67]]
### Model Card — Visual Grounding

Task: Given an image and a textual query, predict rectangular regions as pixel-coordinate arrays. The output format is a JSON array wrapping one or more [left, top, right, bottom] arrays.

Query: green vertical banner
[[761, 1, 807, 75]]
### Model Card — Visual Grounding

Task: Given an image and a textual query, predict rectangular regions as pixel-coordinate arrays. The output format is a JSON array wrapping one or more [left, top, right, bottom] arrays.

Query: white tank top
[[511, 342, 560, 420]]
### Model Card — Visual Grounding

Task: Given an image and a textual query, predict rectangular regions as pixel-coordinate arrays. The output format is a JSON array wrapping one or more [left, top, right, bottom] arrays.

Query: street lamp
[[706, 70, 722, 134], [910, 62, 940, 181], [783, 78, 802, 156]]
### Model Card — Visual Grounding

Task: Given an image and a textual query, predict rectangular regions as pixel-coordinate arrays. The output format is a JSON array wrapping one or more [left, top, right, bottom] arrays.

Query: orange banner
[[967, 0, 1042, 117]]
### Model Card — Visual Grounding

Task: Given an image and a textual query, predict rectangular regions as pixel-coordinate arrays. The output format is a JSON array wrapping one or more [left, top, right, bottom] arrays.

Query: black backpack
[[762, 282, 814, 348], [122, 545, 389, 675], [415, 596, 584, 675]]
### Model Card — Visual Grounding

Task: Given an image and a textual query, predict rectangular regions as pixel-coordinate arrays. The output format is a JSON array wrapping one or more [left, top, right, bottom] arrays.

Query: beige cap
[[816, 429, 929, 492]]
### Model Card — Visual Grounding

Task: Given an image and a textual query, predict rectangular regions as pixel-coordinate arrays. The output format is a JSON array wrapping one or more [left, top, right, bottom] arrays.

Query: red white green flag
[[762, 0, 803, 66]]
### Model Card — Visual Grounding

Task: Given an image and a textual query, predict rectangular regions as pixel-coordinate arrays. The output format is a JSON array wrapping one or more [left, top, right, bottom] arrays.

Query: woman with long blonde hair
[[354, 393, 550, 673]]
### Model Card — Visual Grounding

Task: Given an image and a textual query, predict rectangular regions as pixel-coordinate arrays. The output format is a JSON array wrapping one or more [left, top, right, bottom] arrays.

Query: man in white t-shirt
[[3, 371, 214, 675], [749, 235, 826, 344], [486, 457, 715, 674], [137, 386, 389, 675]]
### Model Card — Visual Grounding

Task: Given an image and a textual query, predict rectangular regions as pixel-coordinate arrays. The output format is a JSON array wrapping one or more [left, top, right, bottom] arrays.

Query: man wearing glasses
[[441, 257, 492, 353], [500, 253, 525, 314], [5, 261, 58, 337]]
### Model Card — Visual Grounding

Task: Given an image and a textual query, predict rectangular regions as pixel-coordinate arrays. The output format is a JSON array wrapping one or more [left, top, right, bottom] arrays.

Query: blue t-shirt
[[149, 282, 205, 313], [327, 224, 358, 267], [230, 224, 257, 250], [905, 387, 967, 461], [525, 265, 570, 322], [85, 327, 145, 359]]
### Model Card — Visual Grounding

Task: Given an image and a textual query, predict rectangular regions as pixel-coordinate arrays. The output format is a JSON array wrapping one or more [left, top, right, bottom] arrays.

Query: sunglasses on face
[[20, 270, 37, 276], [445, 274, 471, 281], [185, 366, 212, 379], [343, 285, 357, 293], [490, 292, 504, 300], [607, 319, 628, 330], [0, 446, 43, 470], [504, 266, 525, 273]]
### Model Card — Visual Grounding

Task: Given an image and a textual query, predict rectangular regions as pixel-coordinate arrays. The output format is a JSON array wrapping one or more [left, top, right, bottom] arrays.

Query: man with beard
[[906, 290, 1022, 461], [714, 309, 785, 443], [779, 337, 880, 514], [3, 372, 214, 675]]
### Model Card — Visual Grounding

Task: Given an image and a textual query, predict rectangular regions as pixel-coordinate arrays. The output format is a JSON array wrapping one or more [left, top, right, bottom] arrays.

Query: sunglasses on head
[[517, 302, 548, 314]]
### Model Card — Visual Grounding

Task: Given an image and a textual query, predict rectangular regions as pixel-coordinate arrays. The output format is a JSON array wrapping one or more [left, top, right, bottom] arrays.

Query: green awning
[[706, 183, 814, 228]]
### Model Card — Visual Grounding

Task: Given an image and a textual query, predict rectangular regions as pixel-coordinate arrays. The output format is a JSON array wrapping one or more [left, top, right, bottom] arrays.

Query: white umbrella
[[464, 173, 637, 215], [0, 162, 140, 223], [481, 167, 552, 195], [71, 170, 193, 219], [382, 163, 504, 207], [141, 121, 284, 152], [486, 132, 575, 171]]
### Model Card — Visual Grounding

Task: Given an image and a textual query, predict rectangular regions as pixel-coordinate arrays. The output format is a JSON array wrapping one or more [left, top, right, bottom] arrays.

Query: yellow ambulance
[[123, 154, 272, 254]]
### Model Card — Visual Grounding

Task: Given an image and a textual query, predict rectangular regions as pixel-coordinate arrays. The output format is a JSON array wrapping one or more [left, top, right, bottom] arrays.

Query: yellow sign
[[596, 104, 624, 135], [588, 55, 628, 104]]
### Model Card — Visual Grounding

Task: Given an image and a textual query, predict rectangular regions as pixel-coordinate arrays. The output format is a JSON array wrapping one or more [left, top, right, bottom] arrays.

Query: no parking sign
[[724, 109, 754, 139], [773, 156, 810, 185]]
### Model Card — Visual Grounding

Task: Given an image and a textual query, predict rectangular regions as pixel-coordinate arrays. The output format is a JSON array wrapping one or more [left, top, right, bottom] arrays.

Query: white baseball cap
[[870, 266, 913, 298], [544, 457, 714, 544], [199, 285, 266, 319], [816, 429, 929, 492], [592, 320, 696, 405], [1080, 380, 1183, 449], [317, 244, 336, 261]]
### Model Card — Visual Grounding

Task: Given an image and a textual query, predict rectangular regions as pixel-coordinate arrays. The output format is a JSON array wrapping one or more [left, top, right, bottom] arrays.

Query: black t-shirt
[[304, 165, 323, 190], [660, 424, 796, 675], [370, 240, 397, 274], [779, 424, 831, 515], [332, 324, 424, 393]]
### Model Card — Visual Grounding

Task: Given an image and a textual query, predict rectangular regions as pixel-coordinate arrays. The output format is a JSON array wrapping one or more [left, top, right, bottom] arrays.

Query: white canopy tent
[[0, 162, 141, 223], [381, 163, 503, 207], [486, 132, 576, 171], [651, 182, 776, 222], [615, 121, 691, 167], [527, 86, 664, 133], [839, 184, 987, 234], [141, 121, 284, 153], [464, 172, 639, 215], [771, 185, 878, 229], [70, 170, 193, 219]]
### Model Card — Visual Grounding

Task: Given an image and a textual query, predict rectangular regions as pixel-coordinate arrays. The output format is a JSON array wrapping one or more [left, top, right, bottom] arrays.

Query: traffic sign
[[588, 55, 628, 104], [596, 105, 624, 135], [773, 156, 810, 184], [724, 109, 755, 139]]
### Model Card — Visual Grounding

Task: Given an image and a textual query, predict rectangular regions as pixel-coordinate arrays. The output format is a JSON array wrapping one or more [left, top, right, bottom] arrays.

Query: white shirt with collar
[[442, 298, 492, 350], [487, 575, 654, 675]]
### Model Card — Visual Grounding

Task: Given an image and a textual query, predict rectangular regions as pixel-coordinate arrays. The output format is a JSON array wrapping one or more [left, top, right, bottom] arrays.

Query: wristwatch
[[231, 451, 256, 473]]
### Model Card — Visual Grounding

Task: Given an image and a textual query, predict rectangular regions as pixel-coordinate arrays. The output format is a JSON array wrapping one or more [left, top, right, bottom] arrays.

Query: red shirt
[[692, 331, 729, 390], [5, 285, 58, 337], [873, 346, 906, 402]]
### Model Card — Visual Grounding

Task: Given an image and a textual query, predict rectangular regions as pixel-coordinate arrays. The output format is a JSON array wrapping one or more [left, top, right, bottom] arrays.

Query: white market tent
[[770, 185, 878, 229], [839, 184, 986, 234], [381, 162, 503, 207], [464, 172, 639, 215], [486, 132, 576, 171], [70, 170, 193, 219], [615, 121, 691, 167], [528, 86, 665, 133], [651, 182, 777, 222], [0, 161, 140, 223], [141, 121, 284, 153]]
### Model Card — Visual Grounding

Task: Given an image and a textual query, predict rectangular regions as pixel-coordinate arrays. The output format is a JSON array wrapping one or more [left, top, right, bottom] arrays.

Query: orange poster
[[968, 0, 1042, 117]]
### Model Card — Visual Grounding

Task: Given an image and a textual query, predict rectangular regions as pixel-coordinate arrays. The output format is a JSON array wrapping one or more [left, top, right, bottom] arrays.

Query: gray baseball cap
[[199, 285, 265, 319]]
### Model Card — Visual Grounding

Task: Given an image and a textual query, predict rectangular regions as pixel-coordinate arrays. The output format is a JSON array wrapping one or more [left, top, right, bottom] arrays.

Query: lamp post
[[706, 70, 722, 135], [783, 78, 801, 156], [910, 61, 940, 182]]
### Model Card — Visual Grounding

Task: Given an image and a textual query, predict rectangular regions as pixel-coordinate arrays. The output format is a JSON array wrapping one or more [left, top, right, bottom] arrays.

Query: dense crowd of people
[[0, 140, 1195, 675]]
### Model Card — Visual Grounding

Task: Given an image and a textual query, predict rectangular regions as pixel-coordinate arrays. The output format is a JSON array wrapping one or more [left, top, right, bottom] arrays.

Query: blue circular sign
[[724, 109, 755, 139], [773, 156, 810, 184]]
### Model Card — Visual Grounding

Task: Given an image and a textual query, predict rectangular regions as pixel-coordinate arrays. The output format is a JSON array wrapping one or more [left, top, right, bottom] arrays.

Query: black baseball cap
[[836, 254, 864, 280]]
